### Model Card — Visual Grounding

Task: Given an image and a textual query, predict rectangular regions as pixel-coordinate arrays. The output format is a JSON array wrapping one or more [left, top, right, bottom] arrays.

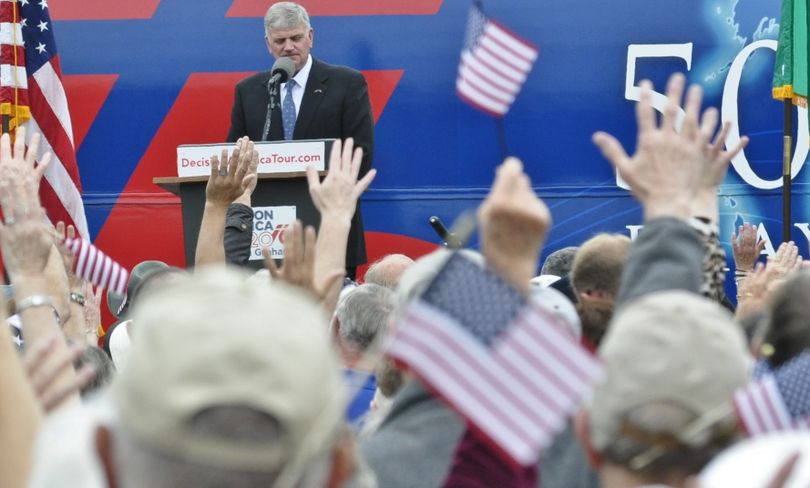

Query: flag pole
[[783, 99, 793, 243], [496, 118, 508, 160]]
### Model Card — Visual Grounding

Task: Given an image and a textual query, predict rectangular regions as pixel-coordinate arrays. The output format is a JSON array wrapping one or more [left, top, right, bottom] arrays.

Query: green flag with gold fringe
[[773, 0, 809, 107]]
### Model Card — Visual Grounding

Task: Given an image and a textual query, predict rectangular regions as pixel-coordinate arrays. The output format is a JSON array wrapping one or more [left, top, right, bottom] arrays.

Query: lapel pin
[[314, 88, 323, 94]]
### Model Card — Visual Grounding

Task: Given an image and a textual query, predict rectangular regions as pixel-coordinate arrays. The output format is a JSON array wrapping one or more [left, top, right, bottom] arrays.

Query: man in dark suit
[[227, 2, 373, 278]]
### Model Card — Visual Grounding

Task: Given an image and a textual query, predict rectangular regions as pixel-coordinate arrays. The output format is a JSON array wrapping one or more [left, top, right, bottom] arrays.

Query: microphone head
[[271, 57, 295, 83]]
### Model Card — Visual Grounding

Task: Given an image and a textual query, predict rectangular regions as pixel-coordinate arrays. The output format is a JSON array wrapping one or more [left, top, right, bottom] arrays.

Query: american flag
[[734, 351, 810, 436], [456, 3, 539, 117], [386, 253, 603, 466], [0, 0, 88, 237], [65, 237, 129, 295]]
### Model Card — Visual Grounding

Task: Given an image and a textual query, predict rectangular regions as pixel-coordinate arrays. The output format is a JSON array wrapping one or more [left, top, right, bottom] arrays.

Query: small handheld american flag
[[64, 238, 129, 295], [456, 3, 539, 117], [734, 351, 810, 436], [386, 252, 603, 466]]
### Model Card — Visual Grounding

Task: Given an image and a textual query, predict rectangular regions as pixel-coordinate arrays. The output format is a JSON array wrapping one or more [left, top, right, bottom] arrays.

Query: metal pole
[[783, 99, 793, 243]]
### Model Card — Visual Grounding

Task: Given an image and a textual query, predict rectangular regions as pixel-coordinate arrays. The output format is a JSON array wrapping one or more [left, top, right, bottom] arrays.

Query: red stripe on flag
[[478, 42, 529, 78], [456, 87, 504, 118], [27, 69, 82, 188], [468, 50, 524, 85], [39, 178, 78, 230], [394, 327, 537, 452], [462, 56, 519, 92], [65, 238, 129, 295], [0, 44, 26, 66], [485, 30, 537, 64], [526, 306, 602, 383], [399, 310, 545, 446], [459, 71, 514, 105], [0, 1, 21, 22], [488, 19, 538, 52]]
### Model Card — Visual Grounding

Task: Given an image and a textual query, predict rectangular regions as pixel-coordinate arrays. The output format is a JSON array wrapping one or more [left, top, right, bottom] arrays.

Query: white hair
[[264, 2, 310, 36]]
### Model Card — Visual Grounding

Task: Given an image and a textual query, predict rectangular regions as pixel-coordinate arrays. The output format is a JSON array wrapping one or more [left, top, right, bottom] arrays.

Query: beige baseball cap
[[589, 290, 752, 452], [111, 268, 346, 477]]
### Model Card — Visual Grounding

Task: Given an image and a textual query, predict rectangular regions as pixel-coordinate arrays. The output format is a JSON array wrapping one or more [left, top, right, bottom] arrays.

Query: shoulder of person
[[313, 58, 364, 80], [236, 70, 272, 89]]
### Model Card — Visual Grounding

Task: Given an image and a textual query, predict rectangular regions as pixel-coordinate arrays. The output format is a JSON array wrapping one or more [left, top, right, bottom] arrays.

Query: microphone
[[262, 57, 295, 141], [267, 57, 295, 87]]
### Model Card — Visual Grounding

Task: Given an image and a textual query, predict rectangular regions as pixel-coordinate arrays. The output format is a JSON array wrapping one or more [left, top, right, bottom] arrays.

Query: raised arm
[[592, 73, 741, 306], [306, 137, 376, 313], [194, 137, 258, 268]]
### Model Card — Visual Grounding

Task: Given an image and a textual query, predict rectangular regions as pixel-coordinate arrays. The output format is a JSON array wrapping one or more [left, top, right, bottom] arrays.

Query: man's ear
[[326, 432, 356, 488], [94, 424, 119, 488], [574, 409, 603, 469]]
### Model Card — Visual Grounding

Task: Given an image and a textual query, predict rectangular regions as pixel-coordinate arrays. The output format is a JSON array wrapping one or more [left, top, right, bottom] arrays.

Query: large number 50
[[621, 41, 808, 190]]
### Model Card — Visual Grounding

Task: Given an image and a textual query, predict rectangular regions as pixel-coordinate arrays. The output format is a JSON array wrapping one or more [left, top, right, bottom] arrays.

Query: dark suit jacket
[[226, 57, 374, 267]]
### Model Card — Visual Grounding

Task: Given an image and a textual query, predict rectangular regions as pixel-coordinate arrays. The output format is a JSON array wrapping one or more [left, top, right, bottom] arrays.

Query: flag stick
[[783, 99, 793, 243], [496, 118, 508, 160]]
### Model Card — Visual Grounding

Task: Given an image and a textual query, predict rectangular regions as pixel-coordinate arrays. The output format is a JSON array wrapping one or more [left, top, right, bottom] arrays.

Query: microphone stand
[[262, 78, 280, 142]]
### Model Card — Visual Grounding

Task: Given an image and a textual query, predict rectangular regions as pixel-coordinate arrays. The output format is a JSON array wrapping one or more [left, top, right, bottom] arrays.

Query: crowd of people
[[2, 16, 810, 488]]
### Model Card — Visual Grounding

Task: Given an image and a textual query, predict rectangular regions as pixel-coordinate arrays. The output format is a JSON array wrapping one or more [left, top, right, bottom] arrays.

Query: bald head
[[571, 234, 631, 298], [363, 254, 414, 289]]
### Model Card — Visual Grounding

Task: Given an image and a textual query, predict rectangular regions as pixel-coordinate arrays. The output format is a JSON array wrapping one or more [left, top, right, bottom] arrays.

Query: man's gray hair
[[264, 2, 310, 36], [336, 284, 394, 352], [541, 246, 578, 277], [112, 407, 332, 488]]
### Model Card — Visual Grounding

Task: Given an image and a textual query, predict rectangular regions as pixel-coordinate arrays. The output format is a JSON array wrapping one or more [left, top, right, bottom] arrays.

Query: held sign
[[250, 206, 297, 261], [176, 140, 330, 177]]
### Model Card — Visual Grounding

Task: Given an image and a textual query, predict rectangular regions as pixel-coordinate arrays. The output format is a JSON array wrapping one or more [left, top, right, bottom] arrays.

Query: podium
[[154, 139, 334, 268]]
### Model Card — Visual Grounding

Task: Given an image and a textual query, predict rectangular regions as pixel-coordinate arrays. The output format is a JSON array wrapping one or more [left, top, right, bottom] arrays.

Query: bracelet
[[70, 291, 86, 307], [16, 294, 62, 325]]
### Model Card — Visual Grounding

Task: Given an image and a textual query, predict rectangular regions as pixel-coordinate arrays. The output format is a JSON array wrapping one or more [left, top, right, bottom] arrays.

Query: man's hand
[[732, 223, 765, 272], [205, 137, 258, 208], [593, 74, 726, 221], [477, 157, 551, 294], [306, 137, 376, 223], [263, 220, 344, 301]]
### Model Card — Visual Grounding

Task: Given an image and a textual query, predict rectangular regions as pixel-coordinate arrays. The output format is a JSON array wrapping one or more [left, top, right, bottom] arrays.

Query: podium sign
[[177, 139, 333, 177]]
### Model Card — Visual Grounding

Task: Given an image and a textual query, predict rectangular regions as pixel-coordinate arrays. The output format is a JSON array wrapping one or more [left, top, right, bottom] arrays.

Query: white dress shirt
[[280, 54, 312, 117]]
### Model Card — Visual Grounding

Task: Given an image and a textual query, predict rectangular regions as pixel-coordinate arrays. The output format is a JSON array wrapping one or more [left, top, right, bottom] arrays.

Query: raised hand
[[767, 241, 802, 280], [263, 220, 344, 301], [0, 132, 52, 280], [731, 223, 765, 272], [205, 136, 258, 207], [478, 157, 551, 293], [23, 333, 94, 413], [306, 137, 376, 222], [53, 221, 84, 290], [593, 73, 733, 221]]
